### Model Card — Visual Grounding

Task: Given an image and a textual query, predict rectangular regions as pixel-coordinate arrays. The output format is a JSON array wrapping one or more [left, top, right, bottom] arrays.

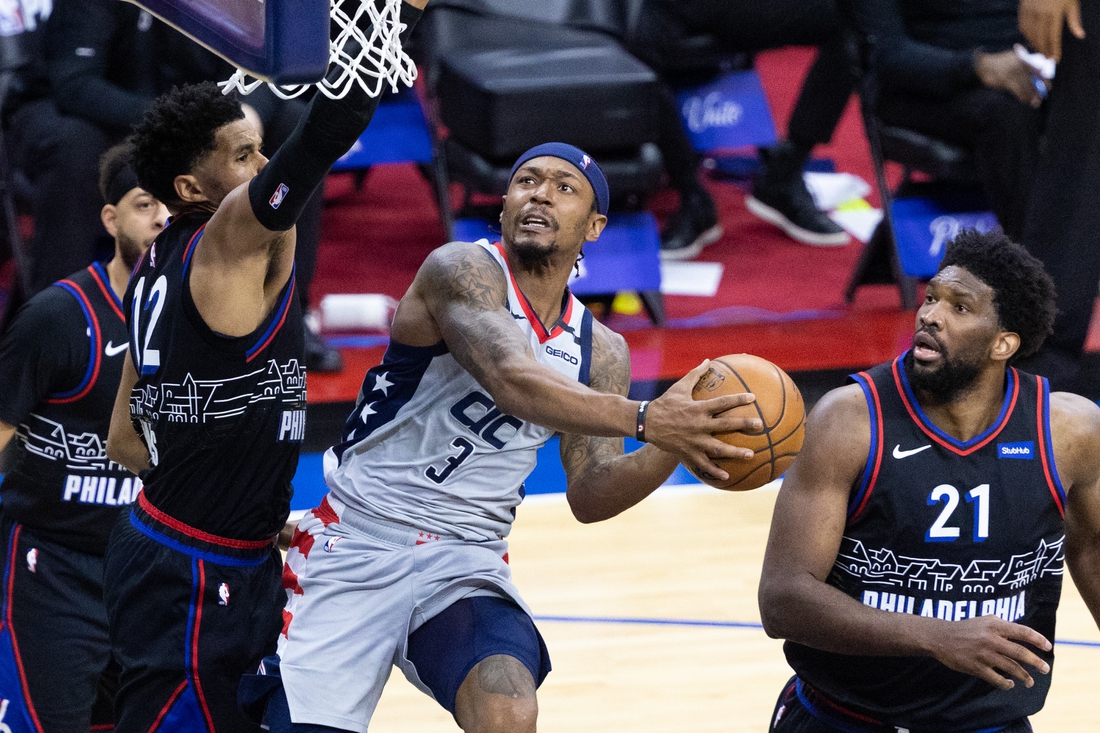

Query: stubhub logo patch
[[997, 441, 1035, 459]]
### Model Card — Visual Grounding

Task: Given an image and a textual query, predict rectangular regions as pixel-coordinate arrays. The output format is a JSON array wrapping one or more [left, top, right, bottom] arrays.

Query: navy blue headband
[[509, 143, 609, 216]]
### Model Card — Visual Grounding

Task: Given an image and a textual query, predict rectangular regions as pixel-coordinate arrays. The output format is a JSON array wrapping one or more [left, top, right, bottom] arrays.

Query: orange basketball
[[690, 354, 806, 491]]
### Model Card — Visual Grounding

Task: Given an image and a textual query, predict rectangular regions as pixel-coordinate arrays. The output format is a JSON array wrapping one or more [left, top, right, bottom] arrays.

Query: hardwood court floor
[[367, 488, 1100, 732]]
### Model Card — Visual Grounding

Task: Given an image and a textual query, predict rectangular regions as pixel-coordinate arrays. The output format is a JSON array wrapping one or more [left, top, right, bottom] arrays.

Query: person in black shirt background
[[1016, 0, 1100, 393], [630, 0, 855, 259], [0, 143, 166, 733], [848, 0, 1047, 241]]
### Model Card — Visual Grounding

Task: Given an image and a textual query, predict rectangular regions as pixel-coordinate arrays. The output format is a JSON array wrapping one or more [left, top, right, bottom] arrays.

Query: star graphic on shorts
[[359, 402, 377, 421], [372, 372, 394, 396]]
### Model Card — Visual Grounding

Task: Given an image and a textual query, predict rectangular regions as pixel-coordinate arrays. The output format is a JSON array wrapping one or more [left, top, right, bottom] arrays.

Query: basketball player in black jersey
[[758, 229, 1100, 732], [0, 143, 166, 733], [97, 4, 439, 731]]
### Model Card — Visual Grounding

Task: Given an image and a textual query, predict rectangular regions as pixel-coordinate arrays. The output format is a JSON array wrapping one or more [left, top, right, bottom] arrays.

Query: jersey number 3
[[131, 275, 167, 376], [926, 483, 990, 543], [425, 437, 475, 484]]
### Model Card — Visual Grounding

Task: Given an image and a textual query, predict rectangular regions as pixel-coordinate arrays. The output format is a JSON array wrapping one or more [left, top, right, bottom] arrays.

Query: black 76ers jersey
[[785, 355, 1066, 730], [124, 212, 305, 542], [0, 263, 141, 554]]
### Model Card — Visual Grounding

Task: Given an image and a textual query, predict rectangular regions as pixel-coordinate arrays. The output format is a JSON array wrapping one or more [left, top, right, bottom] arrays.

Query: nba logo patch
[[324, 537, 341, 553], [269, 183, 290, 209], [149, 243, 157, 267], [218, 582, 230, 606], [26, 548, 37, 573], [580, 154, 591, 170]]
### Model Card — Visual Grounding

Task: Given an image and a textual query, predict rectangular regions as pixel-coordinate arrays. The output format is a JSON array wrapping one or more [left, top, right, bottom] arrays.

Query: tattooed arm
[[560, 320, 681, 523], [390, 242, 760, 477]]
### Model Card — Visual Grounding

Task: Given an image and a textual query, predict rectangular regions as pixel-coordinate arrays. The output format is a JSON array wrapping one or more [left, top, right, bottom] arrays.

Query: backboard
[[123, 0, 330, 85]]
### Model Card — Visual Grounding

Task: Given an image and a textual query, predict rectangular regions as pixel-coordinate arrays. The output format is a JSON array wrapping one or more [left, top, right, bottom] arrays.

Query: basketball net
[[219, 0, 417, 100]]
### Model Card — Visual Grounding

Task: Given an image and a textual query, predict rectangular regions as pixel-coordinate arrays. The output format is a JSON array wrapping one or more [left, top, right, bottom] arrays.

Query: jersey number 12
[[131, 275, 167, 375]]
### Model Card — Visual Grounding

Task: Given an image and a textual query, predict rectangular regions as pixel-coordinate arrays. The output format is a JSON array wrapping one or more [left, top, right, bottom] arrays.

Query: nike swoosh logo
[[893, 444, 931, 459], [104, 341, 128, 357]]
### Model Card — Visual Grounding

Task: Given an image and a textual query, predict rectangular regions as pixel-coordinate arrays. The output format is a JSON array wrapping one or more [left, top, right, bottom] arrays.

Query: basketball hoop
[[219, 0, 417, 100]]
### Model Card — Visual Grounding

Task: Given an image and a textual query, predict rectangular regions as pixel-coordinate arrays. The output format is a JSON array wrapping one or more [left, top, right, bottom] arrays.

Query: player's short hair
[[130, 82, 245, 207], [938, 229, 1057, 362]]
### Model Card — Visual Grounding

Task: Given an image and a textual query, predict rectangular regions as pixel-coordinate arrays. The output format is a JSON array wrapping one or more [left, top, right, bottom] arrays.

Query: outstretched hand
[[643, 361, 761, 481], [928, 615, 1052, 690]]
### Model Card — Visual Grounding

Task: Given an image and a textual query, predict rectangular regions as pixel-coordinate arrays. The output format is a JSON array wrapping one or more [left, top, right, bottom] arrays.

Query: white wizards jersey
[[322, 240, 594, 541]]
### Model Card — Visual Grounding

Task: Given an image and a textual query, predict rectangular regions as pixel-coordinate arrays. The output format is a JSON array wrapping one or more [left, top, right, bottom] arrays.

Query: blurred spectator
[[1017, 0, 1099, 392], [629, 0, 854, 259], [849, 0, 1045, 242], [5, 0, 340, 370]]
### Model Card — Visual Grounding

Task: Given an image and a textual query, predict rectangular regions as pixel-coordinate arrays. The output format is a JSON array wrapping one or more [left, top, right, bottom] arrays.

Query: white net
[[219, 0, 417, 100]]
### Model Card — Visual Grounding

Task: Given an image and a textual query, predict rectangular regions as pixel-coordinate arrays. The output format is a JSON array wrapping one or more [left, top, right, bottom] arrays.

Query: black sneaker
[[747, 143, 850, 247], [304, 324, 344, 373], [660, 191, 724, 261]]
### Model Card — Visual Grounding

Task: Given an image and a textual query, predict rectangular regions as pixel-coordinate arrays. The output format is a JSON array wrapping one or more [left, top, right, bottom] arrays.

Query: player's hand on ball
[[927, 615, 1052, 690], [643, 360, 760, 482]]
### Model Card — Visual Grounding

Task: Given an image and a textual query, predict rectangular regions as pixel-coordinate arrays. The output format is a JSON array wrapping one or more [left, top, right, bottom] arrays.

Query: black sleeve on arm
[[248, 2, 424, 232], [848, 0, 979, 98], [0, 289, 88, 427]]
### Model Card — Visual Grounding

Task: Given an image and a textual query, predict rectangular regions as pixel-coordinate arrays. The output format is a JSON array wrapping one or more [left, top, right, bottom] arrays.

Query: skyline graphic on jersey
[[130, 358, 306, 424], [19, 413, 127, 473], [834, 535, 1064, 594]]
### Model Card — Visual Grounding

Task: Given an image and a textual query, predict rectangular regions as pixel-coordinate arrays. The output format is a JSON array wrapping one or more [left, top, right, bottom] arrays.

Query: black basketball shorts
[[103, 504, 284, 733], [0, 510, 117, 733]]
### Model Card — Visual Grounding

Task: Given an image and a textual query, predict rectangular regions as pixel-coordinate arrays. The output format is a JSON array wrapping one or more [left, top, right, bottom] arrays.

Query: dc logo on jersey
[[997, 441, 1035, 459], [580, 155, 591, 170], [323, 537, 342, 553], [218, 582, 230, 606], [269, 183, 290, 209], [26, 548, 37, 573]]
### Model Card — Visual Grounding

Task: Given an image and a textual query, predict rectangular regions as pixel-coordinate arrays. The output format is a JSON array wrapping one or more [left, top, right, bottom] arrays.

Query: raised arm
[[1052, 392, 1100, 629], [759, 385, 1052, 690], [106, 351, 151, 475], [190, 0, 429, 336], [560, 320, 683, 523], [393, 241, 760, 480]]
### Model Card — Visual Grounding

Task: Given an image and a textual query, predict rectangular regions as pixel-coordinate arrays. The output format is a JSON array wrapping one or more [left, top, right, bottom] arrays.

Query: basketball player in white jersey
[[241, 143, 762, 733]]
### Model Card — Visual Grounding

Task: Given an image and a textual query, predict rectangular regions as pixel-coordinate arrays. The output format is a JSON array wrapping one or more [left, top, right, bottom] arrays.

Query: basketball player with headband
[[102, 2, 429, 731], [0, 144, 166, 733], [237, 142, 762, 733], [758, 230, 1100, 732]]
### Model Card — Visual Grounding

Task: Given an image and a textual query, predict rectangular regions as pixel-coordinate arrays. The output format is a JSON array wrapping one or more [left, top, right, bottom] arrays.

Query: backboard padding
[[124, 0, 330, 85]]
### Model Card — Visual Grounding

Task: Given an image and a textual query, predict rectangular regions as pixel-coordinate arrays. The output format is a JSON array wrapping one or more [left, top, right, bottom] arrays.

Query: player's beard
[[903, 347, 982, 403], [117, 231, 149, 272], [511, 234, 559, 272]]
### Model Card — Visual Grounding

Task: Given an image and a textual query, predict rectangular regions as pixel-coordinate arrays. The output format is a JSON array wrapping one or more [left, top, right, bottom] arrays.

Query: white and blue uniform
[[278, 240, 593, 732], [324, 239, 593, 540]]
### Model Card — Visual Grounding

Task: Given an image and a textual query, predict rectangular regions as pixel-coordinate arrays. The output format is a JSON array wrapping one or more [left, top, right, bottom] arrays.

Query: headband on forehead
[[104, 162, 141, 206], [509, 142, 609, 216]]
